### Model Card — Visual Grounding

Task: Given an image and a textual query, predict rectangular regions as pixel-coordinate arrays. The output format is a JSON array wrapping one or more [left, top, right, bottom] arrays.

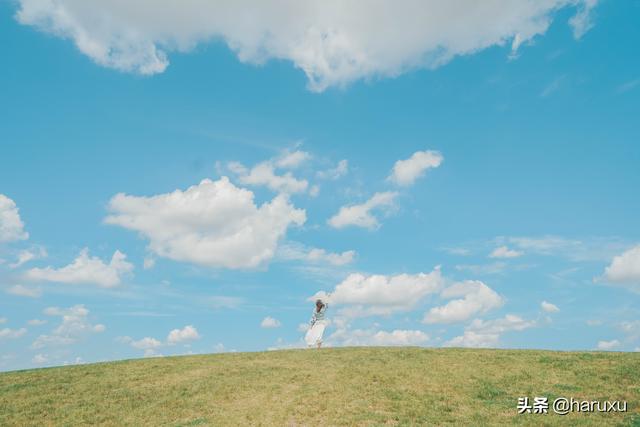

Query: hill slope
[[1, 347, 639, 426]]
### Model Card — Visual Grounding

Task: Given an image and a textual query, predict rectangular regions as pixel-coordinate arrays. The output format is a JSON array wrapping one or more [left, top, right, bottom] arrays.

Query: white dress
[[305, 305, 328, 346]]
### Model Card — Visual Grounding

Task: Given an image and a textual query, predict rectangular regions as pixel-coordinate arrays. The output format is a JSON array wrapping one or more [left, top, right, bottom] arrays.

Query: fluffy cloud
[[15, 1, 597, 91], [0, 327, 27, 339], [600, 245, 640, 290], [596, 339, 620, 351], [105, 177, 306, 269], [260, 316, 282, 329], [229, 161, 309, 194], [423, 280, 504, 324], [444, 314, 535, 348], [120, 325, 201, 357], [541, 301, 560, 313], [32, 305, 105, 349], [278, 243, 355, 266], [0, 194, 28, 242], [388, 150, 443, 186], [329, 327, 429, 347], [25, 248, 133, 288], [489, 246, 523, 259], [312, 268, 443, 317], [118, 336, 163, 357], [129, 337, 163, 350], [328, 191, 397, 230], [167, 325, 201, 344]]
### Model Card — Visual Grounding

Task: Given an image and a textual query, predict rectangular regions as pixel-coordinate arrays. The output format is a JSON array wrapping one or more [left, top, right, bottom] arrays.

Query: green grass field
[[1, 347, 639, 426]]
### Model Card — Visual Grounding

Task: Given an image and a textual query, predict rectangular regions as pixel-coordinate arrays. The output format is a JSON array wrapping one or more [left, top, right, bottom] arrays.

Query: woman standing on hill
[[305, 299, 328, 349]]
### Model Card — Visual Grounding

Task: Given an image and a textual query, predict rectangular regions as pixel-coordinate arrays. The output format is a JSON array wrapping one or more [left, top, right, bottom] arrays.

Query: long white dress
[[305, 304, 328, 347], [305, 321, 326, 346]]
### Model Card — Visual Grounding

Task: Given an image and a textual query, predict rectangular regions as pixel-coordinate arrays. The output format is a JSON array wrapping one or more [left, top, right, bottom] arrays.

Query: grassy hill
[[1, 347, 639, 426]]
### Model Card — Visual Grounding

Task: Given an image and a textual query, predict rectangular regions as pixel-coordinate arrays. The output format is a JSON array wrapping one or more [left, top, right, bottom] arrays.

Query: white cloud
[[120, 325, 202, 355], [9, 246, 47, 269], [228, 149, 312, 194], [316, 160, 348, 180], [261, 316, 282, 329], [297, 323, 310, 333], [118, 336, 163, 357], [568, 0, 598, 38], [596, 339, 620, 351], [541, 301, 560, 313], [507, 236, 577, 252], [63, 357, 86, 366], [129, 337, 163, 350], [25, 248, 133, 288], [28, 319, 47, 326], [105, 177, 306, 269], [329, 327, 429, 347], [32, 354, 48, 364], [275, 150, 311, 169], [0, 194, 28, 242], [167, 325, 201, 344], [278, 242, 355, 266], [229, 161, 309, 194], [312, 268, 443, 317], [445, 331, 499, 348], [600, 245, 640, 291], [503, 235, 626, 262], [444, 314, 535, 348], [387, 150, 443, 186], [32, 305, 104, 349], [423, 280, 504, 324], [143, 256, 155, 270], [5, 284, 42, 298], [309, 185, 320, 198], [489, 246, 523, 259], [328, 191, 397, 230], [15, 1, 597, 91], [0, 327, 27, 339]]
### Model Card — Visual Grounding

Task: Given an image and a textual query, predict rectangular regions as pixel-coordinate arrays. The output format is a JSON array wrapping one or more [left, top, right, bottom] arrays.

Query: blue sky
[[1, 0, 639, 371]]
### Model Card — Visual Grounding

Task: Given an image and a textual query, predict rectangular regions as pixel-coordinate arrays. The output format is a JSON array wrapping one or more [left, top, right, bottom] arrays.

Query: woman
[[305, 299, 328, 349]]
